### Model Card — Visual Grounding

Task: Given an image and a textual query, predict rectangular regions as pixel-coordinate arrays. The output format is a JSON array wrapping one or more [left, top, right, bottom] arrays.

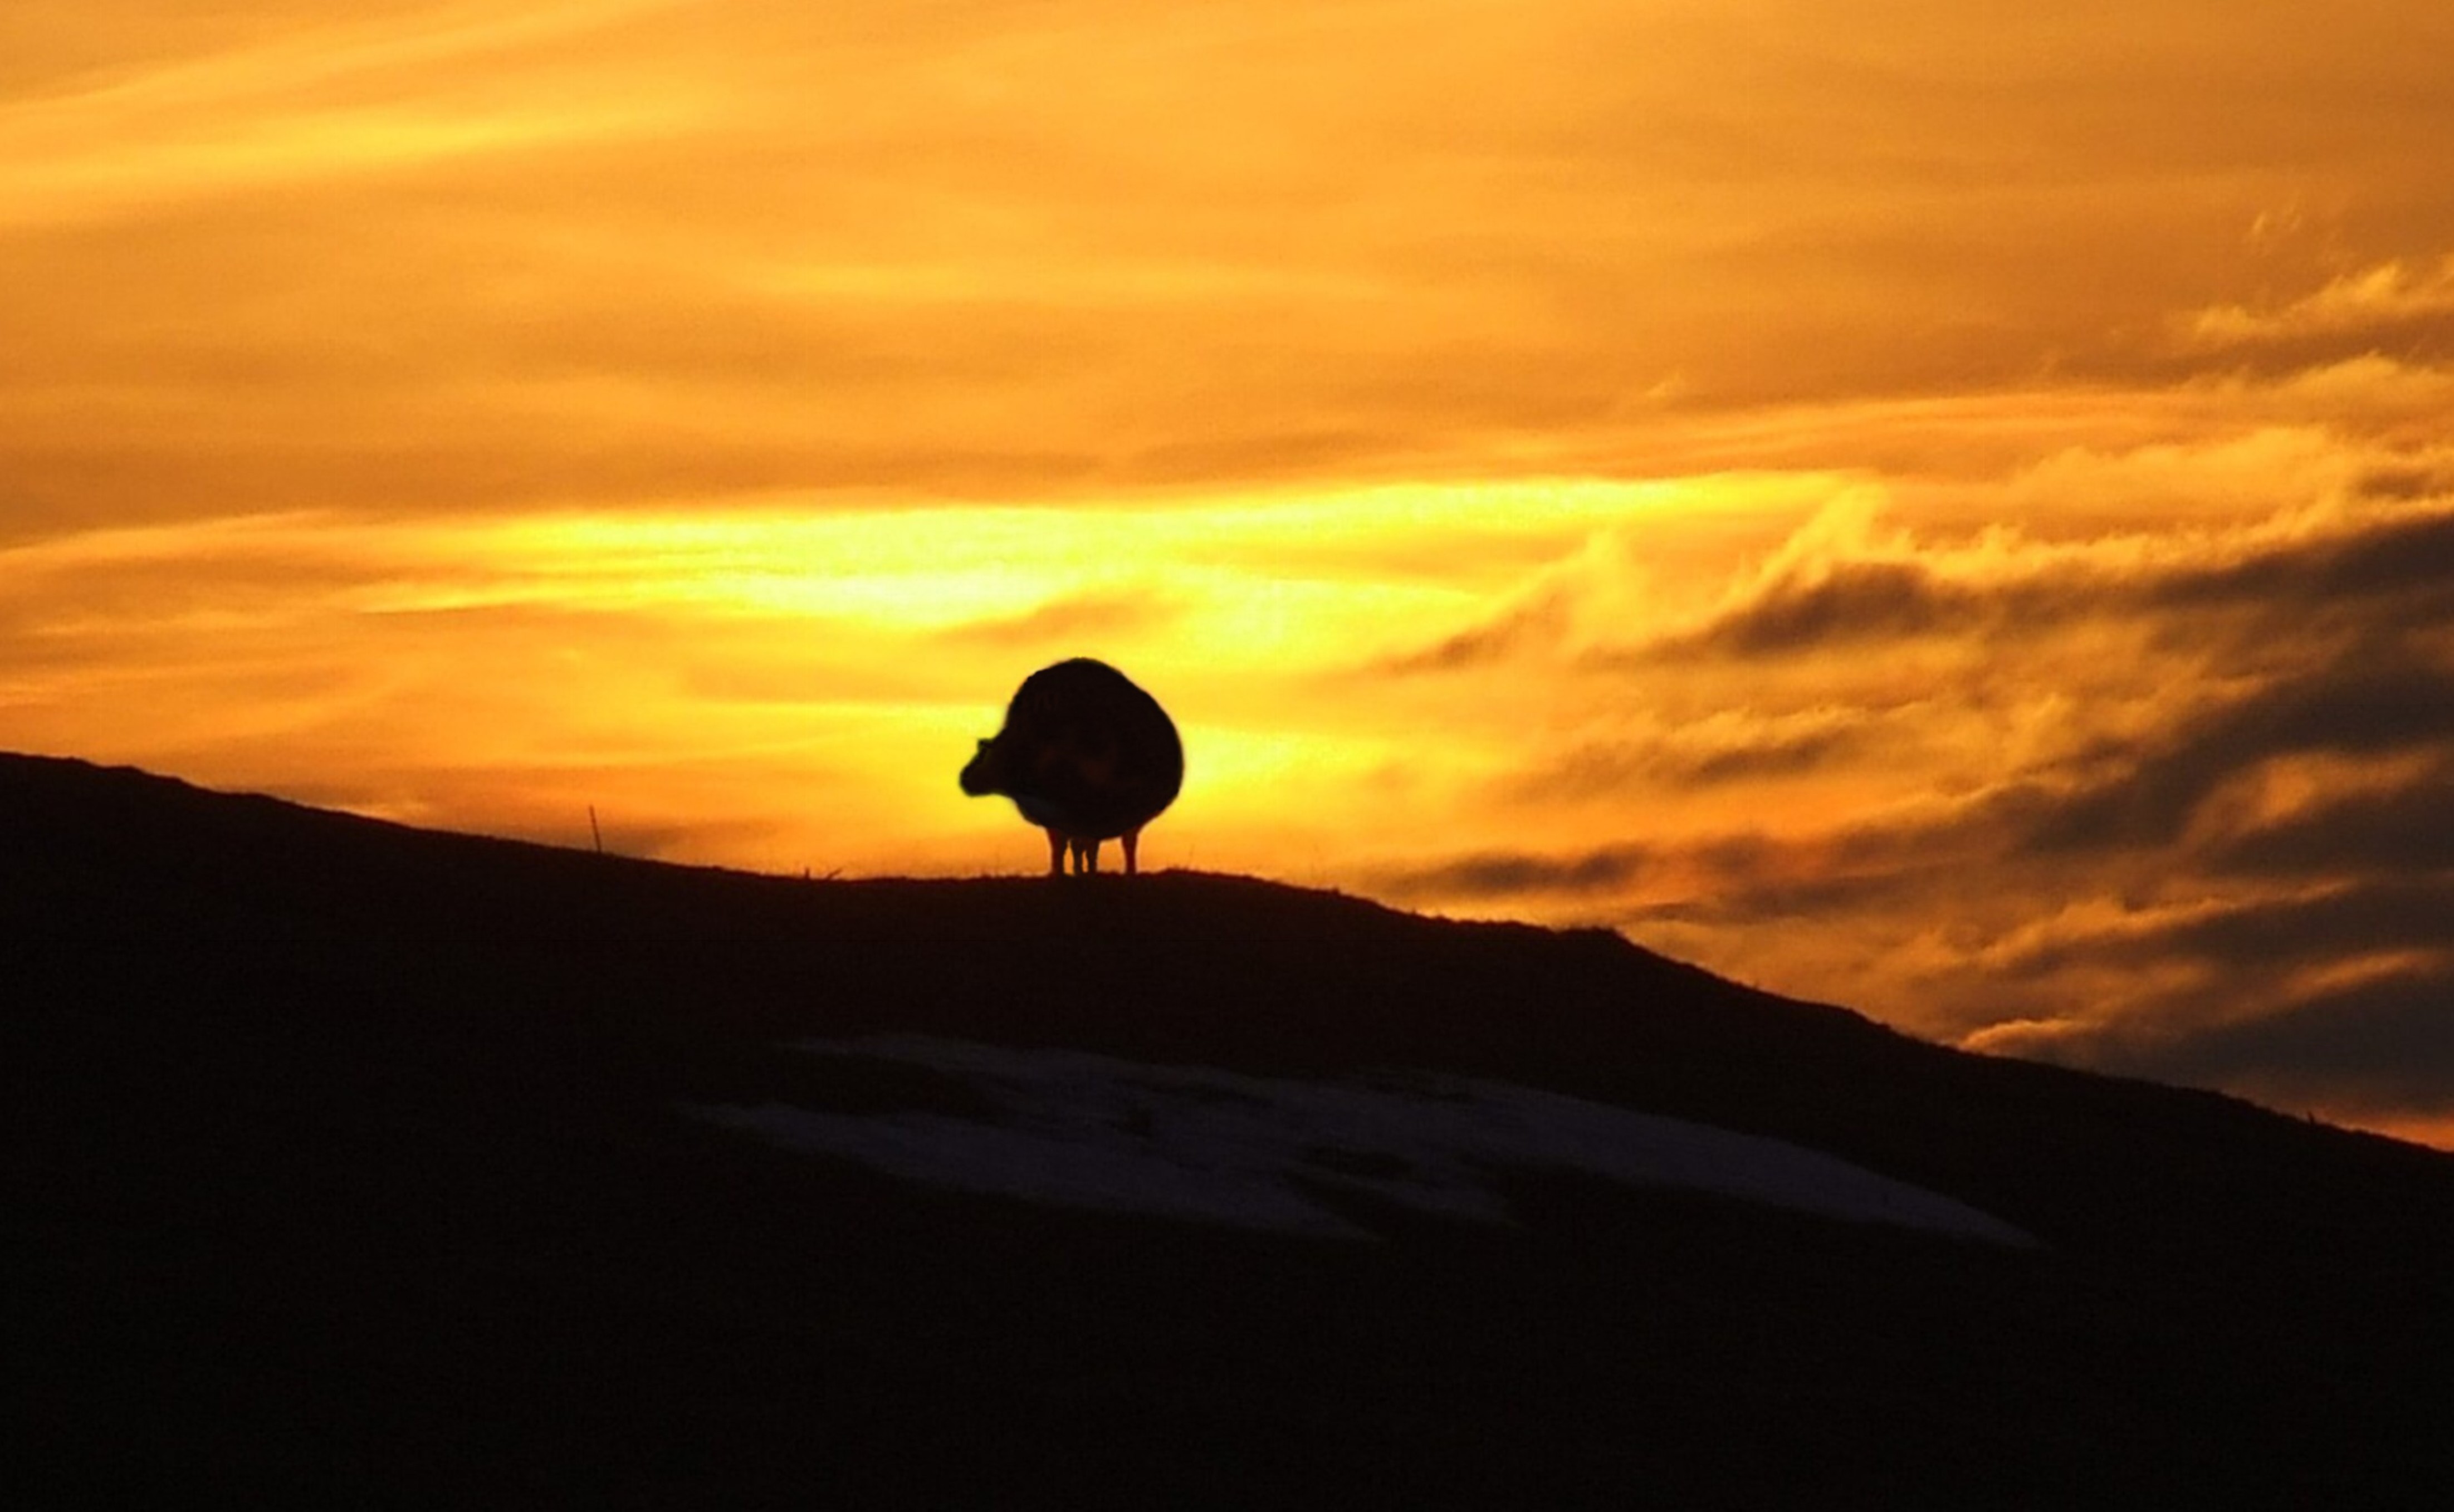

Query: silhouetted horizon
[[12, 746, 2454, 1503]]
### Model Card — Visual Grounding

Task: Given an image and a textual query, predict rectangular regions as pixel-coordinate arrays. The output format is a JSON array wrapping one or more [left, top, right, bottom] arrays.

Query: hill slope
[[7, 752, 2453, 1506]]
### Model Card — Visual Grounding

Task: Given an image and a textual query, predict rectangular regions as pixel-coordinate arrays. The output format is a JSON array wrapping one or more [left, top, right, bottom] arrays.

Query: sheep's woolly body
[[960, 659, 1183, 875]]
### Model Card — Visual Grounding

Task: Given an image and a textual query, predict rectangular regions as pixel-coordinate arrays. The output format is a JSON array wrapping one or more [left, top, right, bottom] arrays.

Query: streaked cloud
[[1372, 467, 2454, 1133], [2186, 255, 2454, 354]]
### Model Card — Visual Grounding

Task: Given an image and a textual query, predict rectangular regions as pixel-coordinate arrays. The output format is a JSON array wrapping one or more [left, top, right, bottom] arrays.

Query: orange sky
[[7, 1, 2454, 1144]]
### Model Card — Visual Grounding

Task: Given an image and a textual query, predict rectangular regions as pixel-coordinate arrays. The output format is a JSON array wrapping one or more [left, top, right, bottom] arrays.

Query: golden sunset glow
[[8, 1, 2454, 1142]]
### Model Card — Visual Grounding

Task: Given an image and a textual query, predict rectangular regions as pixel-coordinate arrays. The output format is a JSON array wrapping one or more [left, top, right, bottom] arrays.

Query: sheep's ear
[[976, 738, 994, 753]]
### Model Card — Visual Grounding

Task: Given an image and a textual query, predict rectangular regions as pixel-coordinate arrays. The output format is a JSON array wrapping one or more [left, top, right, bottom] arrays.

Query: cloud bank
[[1373, 446, 2454, 1141]]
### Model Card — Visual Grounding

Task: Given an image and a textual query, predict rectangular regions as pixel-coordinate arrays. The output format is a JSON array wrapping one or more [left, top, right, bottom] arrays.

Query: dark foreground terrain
[[8, 752, 2454, 1508]]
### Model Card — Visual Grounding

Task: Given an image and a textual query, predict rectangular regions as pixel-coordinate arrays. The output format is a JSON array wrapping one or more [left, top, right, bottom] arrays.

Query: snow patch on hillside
[[692, 1036, 2034, 1245]]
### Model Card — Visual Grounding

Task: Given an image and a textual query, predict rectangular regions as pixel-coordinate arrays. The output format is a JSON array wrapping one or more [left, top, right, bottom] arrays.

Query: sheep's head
[[958, 736, 1005, 796]]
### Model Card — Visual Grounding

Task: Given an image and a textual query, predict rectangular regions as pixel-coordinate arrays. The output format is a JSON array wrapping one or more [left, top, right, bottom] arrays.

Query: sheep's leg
[[1122, 829, 1140, 875], [1044, 828, 1067, 876], [1079, 838, 1101, 874]]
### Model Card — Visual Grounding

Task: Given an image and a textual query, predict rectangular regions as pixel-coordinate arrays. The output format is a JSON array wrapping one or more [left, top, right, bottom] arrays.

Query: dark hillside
[[8, 752, 2453, 1507]]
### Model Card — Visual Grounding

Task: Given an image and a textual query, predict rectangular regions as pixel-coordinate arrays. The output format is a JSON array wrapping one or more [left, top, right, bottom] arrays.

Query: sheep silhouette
[[960, 658, 1184, 875]]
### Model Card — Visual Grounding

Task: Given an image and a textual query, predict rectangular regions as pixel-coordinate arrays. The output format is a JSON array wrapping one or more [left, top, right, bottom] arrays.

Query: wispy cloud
[[2186, 255, 2454, 354], [0, 2, 716, 227], [1373, 466, 2454, 1131]]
